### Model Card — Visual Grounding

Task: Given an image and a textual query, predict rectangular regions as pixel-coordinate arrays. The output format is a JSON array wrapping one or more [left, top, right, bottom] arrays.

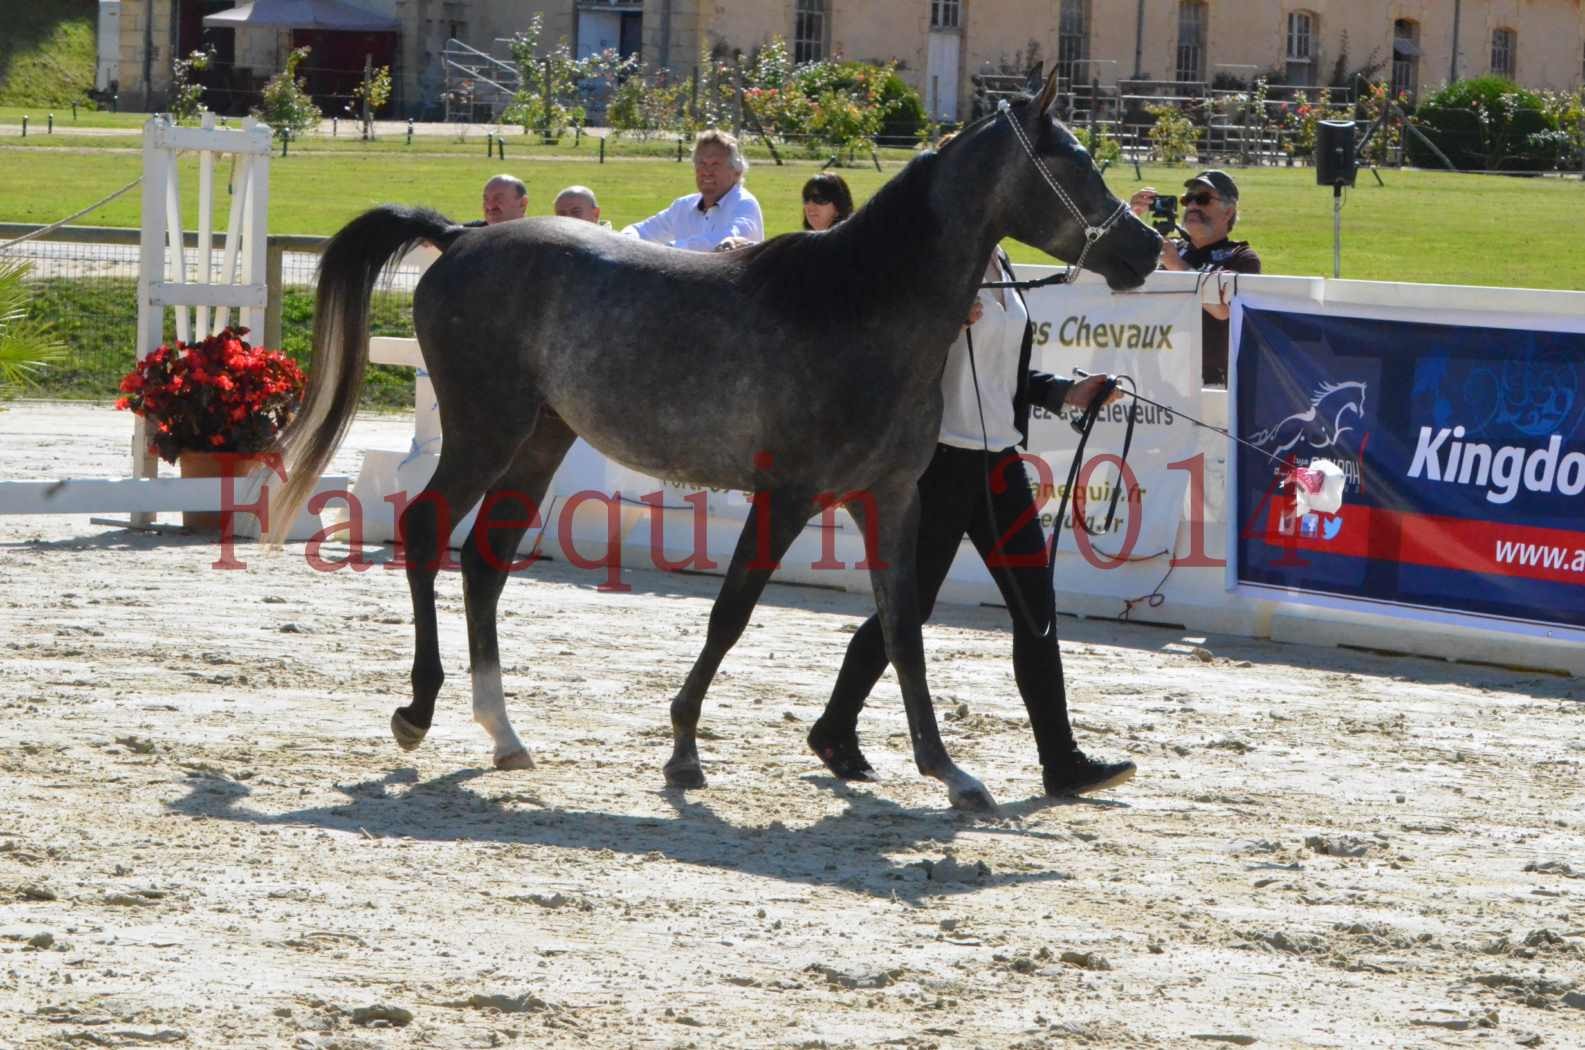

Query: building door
[[578, 11, 622, 59], [927, 30, 960, 121], [619, 13, 643, 59]]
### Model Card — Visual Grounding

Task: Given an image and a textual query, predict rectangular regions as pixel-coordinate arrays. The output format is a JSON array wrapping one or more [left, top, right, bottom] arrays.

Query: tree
[[505, 15, 634, 140], [349, 63, 392, 140], [1147, 104, 1198, 163], [0, 260, 67, 392], [786, 56, 919, 159], [252, 47, 322, 144], [169, 47, 214, 124]]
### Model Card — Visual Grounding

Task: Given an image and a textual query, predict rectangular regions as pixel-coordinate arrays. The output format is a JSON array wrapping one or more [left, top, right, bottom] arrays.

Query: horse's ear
[[1034, 65, 1060, 115], [1021, 62, 1045, 98]]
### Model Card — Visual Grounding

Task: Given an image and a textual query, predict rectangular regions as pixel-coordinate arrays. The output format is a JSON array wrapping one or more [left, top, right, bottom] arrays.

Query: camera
[[1149, 193, 1178, 234]]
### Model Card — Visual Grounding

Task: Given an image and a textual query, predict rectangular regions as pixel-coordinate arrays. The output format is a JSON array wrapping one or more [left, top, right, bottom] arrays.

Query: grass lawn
[[2, 139, 1582, 289], [0, 106, 147, 129], [0, 1, 96, 108]]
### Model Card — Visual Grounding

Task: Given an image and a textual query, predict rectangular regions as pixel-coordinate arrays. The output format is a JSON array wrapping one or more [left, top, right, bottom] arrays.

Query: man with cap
[[1129, 170, 1261, 386]]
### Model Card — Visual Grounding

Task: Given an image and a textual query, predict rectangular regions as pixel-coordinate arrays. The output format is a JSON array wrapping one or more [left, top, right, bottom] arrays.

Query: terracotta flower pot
[[177, 450, 268, 533]]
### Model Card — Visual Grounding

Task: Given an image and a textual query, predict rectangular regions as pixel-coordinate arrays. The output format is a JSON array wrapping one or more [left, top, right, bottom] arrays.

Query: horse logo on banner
[[1249, 380, 1368, 459]]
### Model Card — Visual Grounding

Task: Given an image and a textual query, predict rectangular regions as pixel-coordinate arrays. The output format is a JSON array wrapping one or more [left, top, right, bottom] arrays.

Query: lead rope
[[965, 316, 1117, 644]]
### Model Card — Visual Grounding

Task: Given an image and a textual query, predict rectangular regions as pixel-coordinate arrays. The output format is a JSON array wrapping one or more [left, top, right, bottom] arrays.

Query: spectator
[[801, 172, 854, 231], [553, 185, 603, 224], [622, 129, 764, 251], [1129, 170, 1261, 386], [468, 174, 529, 227]]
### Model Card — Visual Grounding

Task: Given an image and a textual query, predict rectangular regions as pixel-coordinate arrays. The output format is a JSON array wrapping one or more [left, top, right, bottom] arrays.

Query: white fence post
[[131, 113, 274, 526]]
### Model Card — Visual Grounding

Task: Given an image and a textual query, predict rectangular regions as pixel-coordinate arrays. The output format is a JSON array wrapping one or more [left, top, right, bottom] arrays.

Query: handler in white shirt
[[622, 129, 764, 252]]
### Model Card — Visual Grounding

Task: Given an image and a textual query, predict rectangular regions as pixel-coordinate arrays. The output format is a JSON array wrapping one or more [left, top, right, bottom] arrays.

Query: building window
[[1285, 11, 1316, 85], [1391, 19, 1420, 101], [1176, 1, 1206, 83], [1058, 0, 1089, 84], [794, 0, 827, 64], [930, 0, 960, 31], [1491, 27, 1516, 80]]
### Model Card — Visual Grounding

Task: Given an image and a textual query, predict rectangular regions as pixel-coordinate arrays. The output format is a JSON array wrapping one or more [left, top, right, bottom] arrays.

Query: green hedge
[[1408, 76, 1565, 172]]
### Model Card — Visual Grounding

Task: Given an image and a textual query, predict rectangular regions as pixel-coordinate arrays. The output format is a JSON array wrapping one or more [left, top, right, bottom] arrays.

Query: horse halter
[[996, 98, 1129, 277]]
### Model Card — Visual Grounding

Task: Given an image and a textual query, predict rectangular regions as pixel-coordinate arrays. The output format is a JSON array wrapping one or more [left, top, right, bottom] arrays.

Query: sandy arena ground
[[2, 403, 1582, 1049]]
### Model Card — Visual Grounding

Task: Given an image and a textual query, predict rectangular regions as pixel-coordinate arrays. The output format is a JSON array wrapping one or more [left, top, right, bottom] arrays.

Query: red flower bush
[[116, 327, 305, 464]]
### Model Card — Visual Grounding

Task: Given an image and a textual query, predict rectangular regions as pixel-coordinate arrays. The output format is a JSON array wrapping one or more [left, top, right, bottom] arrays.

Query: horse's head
[[982, 67, 1161, 291], [1316, 380, 1368, 442]]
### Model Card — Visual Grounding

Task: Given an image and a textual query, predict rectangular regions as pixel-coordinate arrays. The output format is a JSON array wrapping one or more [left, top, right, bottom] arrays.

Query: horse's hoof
[[494, 748, 535, 771], [664, 763, 707, 790], [807, 723, 878, 781], [391, 711, 427, 752], [948, 780, 998, 814]]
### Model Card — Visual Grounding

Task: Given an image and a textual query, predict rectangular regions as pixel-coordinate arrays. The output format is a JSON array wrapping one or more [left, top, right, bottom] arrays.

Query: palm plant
[[0, 258, 68, 390]]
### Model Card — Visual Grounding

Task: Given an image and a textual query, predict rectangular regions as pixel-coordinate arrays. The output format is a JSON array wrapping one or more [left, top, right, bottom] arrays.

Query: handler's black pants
[[820, 444, 1077, 766]]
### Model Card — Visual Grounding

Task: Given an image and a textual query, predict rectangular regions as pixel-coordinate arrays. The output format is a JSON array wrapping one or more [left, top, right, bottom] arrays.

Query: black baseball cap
[[1183, 170, 1239, 202]]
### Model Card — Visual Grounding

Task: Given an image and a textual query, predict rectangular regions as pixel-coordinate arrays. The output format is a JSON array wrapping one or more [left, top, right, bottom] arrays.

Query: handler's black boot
[[1043, 748, 1137, 796]]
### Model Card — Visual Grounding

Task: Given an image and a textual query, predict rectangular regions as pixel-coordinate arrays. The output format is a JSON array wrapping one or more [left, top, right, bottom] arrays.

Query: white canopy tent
[[201, 0, 399, 32]]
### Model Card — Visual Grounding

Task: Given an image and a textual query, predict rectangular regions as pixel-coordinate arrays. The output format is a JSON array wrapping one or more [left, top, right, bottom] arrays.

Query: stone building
[[106, 1, 1585, 119]]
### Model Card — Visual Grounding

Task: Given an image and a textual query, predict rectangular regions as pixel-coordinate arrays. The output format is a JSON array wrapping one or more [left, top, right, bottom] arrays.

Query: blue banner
[[1233, 304, 1585, 633]]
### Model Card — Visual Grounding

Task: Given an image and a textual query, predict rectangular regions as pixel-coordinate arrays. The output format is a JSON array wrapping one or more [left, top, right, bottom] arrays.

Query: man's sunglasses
[[804, 193, 834, 205], [1180, 191, 1220, 206]]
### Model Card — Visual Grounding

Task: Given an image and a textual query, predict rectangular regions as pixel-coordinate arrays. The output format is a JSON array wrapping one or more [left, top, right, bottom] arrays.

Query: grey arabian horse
[[269, 68, 1161, 812]]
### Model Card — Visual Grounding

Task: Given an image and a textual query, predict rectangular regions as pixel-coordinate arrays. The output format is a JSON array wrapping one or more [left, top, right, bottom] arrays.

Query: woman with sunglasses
[[1129, 170, 1262, 387], [807, 137, 1137, 798], [801, 173, 854, 230]]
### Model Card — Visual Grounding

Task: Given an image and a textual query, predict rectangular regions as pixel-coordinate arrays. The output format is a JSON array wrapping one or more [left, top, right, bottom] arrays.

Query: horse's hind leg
[[461, 412, 576, 770], [850, 485, 995, 812], [665, 490, 810, 789], [391, 432, 522, 753]]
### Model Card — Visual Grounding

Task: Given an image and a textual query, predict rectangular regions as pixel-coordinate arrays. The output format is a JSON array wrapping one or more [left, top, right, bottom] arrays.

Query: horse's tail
[[268, 205, 463, 543]]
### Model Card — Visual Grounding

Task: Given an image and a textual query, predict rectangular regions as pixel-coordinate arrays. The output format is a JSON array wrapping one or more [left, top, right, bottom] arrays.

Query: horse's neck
[[834, 148, 1007, 343]]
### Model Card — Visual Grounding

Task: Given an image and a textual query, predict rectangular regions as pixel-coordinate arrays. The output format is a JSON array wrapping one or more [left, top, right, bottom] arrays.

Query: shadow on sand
[[165, 764, 1120, 903]]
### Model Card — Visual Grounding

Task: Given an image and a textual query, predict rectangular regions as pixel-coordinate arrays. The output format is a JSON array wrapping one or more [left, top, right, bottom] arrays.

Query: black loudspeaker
[[1316, 119, 1358, 186]]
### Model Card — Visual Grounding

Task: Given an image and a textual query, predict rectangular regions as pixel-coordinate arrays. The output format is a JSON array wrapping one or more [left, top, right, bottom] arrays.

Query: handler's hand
[[962, 299, 985, 329], [1063, 373, 1124, 409], [713, 236, 754, 252], [1128, 188, 1157, 218]]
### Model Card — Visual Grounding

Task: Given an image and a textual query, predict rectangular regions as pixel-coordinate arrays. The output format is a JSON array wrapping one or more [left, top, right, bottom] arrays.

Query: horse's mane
[[733, 148, 949, 326], [1312, 380, 1366, 401]]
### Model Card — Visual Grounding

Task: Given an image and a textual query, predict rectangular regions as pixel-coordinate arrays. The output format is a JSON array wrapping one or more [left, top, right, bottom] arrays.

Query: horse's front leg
[[665, 490, 810, 789], [852, 486, 996, 813]]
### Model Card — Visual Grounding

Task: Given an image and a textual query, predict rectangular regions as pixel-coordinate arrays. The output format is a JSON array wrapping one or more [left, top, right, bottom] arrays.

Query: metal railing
[[440, 37, 522, 123]]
